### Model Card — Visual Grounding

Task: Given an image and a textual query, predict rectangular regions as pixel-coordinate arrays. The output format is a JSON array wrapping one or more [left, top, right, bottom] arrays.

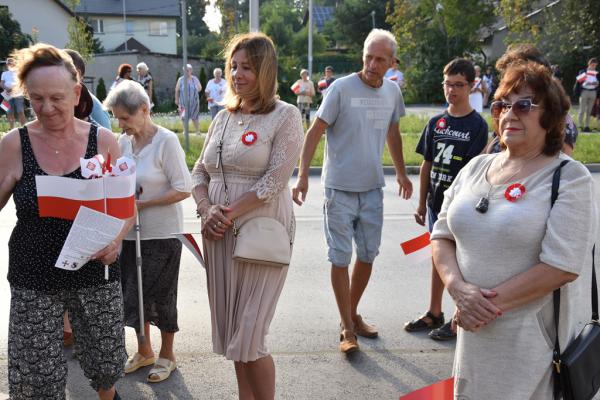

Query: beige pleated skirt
[[203, 175, 292, 362]]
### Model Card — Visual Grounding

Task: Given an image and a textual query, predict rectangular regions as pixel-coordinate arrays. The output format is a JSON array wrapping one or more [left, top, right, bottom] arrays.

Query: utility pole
[[308, 0, 313, 77], [371, 10, 375, 29], [123, 0, 128, 51], [181, 0, 190, 152], [249, 0, 259, 32]]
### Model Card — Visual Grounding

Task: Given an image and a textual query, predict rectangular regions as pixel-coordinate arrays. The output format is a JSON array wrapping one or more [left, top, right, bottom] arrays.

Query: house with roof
[[2, 0, 73, 48], [74, 0, 180, 55]]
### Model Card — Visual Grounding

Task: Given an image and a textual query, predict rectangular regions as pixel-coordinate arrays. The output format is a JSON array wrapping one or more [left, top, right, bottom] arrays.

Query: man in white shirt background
[[385, 57, 405, 89], [1, 58, 27, 129], [205, 68, 227, 120]]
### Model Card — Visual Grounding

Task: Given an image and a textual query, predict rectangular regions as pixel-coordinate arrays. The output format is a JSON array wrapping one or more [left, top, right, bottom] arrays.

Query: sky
[[203, 0, 222, 32]]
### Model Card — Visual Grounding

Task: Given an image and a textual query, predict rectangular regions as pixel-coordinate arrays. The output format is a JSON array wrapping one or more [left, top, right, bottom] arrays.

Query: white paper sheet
[[55, 206, 125, 271]]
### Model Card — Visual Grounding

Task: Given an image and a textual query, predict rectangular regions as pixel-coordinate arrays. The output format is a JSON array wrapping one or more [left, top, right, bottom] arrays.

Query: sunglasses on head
[[491, 99, 540, 119]]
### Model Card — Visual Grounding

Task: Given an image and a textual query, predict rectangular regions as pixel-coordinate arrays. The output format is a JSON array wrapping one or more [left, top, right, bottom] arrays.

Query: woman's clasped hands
[[200, 204, 233, 240], [448, 281, 502, 332]]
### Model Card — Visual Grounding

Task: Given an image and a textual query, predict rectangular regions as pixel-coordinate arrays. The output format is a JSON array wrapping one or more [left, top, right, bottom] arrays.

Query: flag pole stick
[[135, 186, 145, 343], [103, 174, 109, 280]]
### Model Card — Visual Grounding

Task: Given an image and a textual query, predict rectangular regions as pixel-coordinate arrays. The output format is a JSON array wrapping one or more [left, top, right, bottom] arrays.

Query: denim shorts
[[8, 96, 24, 115], [427, 206, 439, 233], [323, 187, 384, 267]]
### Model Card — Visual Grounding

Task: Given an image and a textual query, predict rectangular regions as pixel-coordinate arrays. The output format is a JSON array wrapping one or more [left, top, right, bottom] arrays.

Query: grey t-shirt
[[316, 73, 405, 192]]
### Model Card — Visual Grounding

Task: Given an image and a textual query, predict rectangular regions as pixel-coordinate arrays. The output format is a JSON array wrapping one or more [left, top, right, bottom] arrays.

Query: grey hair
[[103, 79, 150, 114], [213, 67, 222, 76], [363, 29, 397, 59], [136, 62, 148, 71]]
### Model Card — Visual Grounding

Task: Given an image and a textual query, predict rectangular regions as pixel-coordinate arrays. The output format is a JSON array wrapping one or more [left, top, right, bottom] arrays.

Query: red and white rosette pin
[[505, 183, 526, 202], [436, 118, 447, 130], [241, 131, 258, 146]]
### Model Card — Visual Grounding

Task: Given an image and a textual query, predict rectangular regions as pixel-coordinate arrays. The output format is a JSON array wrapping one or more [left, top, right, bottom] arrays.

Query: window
[[90, 19, 104, 34], [149, 21, 168, 36], [126, 20, 135, 36]]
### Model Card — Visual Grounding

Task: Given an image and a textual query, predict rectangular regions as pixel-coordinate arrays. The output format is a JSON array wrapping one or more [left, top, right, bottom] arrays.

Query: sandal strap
[[153, 357, 175, 370]]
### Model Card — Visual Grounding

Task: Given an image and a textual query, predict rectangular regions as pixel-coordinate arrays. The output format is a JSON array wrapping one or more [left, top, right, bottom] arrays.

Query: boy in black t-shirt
[[404, 58, 489, 341]]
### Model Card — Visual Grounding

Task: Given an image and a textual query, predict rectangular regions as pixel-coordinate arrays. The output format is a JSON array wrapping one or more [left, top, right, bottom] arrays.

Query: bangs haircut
[[12, 43, 79, 96], [223, 32, 277, 114], [493, 61, 570, 156], [443, 58, 475, 83]]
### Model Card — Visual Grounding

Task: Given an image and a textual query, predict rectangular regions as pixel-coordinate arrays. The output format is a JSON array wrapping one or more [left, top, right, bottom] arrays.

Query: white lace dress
[[191, 100, 303, 362]]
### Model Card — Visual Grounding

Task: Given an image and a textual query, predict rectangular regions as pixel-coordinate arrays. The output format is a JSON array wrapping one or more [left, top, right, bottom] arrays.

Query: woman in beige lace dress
[[191, 33, 303, 400]]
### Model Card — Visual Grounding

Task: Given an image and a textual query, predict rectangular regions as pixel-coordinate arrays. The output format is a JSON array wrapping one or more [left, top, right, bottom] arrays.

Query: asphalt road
[[0, 173, 598, 399]]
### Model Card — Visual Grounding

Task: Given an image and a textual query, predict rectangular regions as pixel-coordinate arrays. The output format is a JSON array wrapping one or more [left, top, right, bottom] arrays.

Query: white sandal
[[124, 353, 155, 374], [147, 357, 177, 383]]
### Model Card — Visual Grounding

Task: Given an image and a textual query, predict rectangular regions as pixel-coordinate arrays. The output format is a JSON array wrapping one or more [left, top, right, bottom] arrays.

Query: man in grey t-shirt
[[292, 29, 413, 354]]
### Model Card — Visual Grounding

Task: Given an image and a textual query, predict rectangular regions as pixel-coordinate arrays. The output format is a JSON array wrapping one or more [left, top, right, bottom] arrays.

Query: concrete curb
[[292, 164, 600, 176]]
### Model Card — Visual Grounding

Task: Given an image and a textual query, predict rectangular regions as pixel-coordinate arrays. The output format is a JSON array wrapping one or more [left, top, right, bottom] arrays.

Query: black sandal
[[404, 311, 445, 332], [429, 321, 457, 341]]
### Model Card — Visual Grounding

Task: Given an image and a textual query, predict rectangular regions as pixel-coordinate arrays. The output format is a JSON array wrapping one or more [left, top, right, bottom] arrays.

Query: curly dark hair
[[493, 61, 570, 156]]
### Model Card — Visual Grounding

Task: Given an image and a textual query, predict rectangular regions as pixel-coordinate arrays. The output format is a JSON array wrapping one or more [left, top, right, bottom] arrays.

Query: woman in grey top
[[431, 61, 598, 398]]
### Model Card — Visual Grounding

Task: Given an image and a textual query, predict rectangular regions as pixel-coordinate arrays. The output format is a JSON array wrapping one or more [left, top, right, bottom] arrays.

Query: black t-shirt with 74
[[416, 110, 489, 213]]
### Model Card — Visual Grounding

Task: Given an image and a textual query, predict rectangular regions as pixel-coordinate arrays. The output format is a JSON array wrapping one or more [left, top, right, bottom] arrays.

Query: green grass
[[2, 112, 600, 169]]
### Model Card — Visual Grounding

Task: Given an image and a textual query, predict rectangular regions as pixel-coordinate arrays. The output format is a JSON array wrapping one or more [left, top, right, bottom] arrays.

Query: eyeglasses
[[490, 99, 540, 119], [442, 81, 469, 89]]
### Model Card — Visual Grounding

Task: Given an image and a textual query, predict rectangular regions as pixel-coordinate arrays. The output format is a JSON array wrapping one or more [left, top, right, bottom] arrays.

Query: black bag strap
[[551, 160, 568, 399], [551, 160, 598, 399]]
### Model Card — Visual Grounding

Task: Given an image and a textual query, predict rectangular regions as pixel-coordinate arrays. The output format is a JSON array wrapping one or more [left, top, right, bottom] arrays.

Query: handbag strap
[[551, 160, 599, 398], [214, 112, 295, 244], [216, 113, 232, 207]]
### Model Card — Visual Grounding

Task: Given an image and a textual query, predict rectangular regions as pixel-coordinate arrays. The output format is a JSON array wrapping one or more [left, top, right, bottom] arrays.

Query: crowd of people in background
[[0, 27, 599, 400]]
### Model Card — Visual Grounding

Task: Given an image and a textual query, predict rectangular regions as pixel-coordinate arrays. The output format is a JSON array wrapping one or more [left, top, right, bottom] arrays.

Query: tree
[[497, 0, 600, 96], [64, 0, 95, 61], [0, 8, 30, 60], [177, 0, 213, 56], [496, 0, 540, 44], [96, 78, 107, 102], [324, 0, 392, 53], [387, 0, 495, 103]]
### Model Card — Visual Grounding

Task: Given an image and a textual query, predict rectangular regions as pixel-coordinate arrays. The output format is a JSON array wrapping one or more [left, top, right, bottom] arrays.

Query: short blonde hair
[[11, 43, 78, 95], [223, 32, 277, 114], [136, 62, 149, 72]]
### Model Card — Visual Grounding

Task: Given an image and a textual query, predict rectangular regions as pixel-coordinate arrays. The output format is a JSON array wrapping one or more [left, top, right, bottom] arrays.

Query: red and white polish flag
[[1, 99, 10, 113], [290, 81, 301, 94], [400, 231, 432, 266], [399, 377, 454, 400], [35, 173, 136, 220], [318, 79, 327, 89], [173, 233, 205, 268]]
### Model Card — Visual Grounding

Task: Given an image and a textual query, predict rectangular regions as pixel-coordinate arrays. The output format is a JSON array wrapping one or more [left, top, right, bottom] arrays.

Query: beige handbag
[[233, 217, 292, 267], [216, 114, 293, 267]]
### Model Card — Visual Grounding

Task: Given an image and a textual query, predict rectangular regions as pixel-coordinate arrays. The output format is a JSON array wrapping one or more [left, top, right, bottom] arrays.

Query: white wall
[[91, 16, 177, 55], [3, 0, 71, 48]]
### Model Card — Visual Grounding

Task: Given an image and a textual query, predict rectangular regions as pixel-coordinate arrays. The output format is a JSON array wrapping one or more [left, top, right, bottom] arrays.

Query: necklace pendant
[[475, 197, 489, 214]]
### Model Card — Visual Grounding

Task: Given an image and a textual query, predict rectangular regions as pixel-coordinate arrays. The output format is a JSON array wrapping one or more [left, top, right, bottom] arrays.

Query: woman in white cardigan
[[104, 80, 192, 383]]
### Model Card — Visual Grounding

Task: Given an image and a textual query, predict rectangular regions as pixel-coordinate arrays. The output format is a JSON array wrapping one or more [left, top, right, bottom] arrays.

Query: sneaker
[[339, 330, 359, 353], [353, 315, 378, 338], [404, 311, 445, 332], [429, 321, 457, 341], [583, 127, 591, 132]]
